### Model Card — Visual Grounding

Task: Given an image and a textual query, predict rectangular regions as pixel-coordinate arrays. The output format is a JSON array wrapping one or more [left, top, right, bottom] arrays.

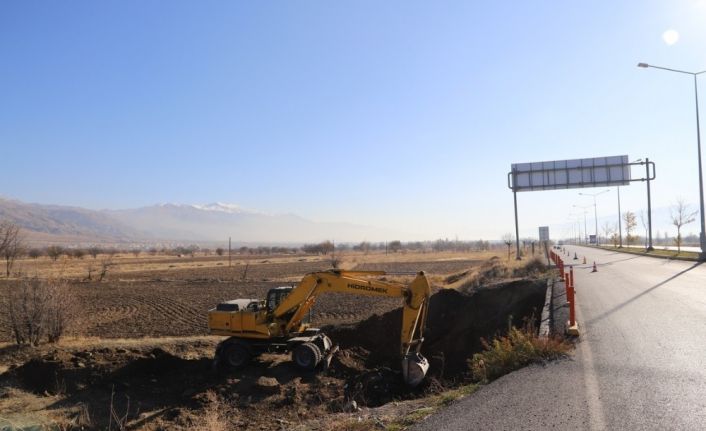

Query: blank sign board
[[510, 155, 630, 192], [538, 226, 549, 242]]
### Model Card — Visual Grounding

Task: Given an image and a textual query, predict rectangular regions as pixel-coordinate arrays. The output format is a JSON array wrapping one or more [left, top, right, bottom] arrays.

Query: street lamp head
[[637, 63, 649, 68]]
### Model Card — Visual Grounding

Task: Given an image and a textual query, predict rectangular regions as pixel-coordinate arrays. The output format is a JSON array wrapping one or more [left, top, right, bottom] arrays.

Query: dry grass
[[469, 321, 571, 383], [10, 253, 322, 280], [9, 250, 500, 281], [596, 245, 700, 261], [324, 384, 479, 431], [190, 391, 229, 431], [448, 255, 549, 292]]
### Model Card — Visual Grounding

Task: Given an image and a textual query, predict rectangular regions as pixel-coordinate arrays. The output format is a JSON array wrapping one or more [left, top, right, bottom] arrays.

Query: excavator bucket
[[402, 352, 429, 387]]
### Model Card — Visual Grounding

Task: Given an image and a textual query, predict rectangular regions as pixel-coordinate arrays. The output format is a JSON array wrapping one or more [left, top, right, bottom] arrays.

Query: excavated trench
[[326, 277, 548, 405]]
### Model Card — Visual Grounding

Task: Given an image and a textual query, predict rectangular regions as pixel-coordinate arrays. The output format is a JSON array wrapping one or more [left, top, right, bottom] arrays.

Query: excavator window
[[266, 287, 293, 312]]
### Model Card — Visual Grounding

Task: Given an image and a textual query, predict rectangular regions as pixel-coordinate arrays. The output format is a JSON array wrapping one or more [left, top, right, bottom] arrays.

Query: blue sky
[[2, 1, 706, 240]]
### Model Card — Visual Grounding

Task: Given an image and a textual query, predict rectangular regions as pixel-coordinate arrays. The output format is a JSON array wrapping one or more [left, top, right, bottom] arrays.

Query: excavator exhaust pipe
[[402, 352, 429, 387]]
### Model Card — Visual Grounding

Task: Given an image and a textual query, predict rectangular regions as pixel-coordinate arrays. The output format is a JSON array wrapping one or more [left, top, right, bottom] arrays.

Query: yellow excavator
[[208, 270, 432, 386]]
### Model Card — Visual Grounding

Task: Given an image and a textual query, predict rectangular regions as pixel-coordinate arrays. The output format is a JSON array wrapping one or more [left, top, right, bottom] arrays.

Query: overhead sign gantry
[[508, 155, 656, 259]]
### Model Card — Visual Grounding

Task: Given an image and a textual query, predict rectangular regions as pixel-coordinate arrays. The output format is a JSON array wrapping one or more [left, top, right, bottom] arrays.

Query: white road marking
[[576, 302, 606, 430]]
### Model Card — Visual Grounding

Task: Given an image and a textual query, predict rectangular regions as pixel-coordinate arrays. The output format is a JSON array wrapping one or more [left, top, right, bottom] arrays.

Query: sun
[[662, 29, 679, 45]]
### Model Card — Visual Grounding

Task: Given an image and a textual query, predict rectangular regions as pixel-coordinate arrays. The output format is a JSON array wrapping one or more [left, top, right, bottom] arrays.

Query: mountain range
[[0, 198, 400, 245]]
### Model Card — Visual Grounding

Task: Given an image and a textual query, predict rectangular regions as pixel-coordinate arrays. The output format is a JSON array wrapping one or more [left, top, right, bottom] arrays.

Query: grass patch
[[387, 385, 479, 429], [595, 245, 700, 261], [469, 323, 571, 383], [453, 256, 549, 292], [328, 384, 479, 431]]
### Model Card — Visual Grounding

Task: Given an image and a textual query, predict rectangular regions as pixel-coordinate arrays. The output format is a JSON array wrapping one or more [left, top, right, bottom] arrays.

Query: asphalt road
[[412, 246, 706, 430]]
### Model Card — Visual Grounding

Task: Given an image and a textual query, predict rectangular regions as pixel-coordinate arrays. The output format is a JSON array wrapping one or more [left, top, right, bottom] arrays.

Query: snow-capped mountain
[[190, 202, 260, 215]]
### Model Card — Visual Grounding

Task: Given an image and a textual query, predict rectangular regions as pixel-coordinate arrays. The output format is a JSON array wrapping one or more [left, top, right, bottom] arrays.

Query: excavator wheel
[[222, 341, 251, 369], [292, 342, 321, 371]]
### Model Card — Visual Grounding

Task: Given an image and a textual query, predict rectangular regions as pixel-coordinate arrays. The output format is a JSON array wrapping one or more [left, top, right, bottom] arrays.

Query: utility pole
[[513, 190, 521, 260], [645, 158, 654, 251], [579, 190, 609, 245], [228, 237, 232, 267], [638, 62, 706, 260], [617, 187, 623, 247], [573, 205, 592, 244]]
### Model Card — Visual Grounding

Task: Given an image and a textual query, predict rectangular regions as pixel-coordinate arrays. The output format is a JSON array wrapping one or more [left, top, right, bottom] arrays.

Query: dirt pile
[[1, 343, 350, 430]]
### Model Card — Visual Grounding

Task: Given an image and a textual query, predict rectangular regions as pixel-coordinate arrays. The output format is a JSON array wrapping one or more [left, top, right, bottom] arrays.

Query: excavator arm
[[273, 270, 432, 385]]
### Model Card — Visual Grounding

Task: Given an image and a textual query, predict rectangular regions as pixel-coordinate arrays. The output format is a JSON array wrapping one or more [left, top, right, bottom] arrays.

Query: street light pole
[[573, 205, 591, 244], [645, 158, 654, 251], [638, 62, 706, 260], [579, 189, 610, 245], [617, 186, 623, 247], [568, 214, 581, 244]]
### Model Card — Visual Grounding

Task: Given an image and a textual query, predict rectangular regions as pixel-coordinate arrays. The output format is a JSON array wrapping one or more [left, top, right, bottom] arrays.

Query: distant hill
[[0, 199, 400, 245], [0, 198, 141, 244], [105, 203, 397, 243]]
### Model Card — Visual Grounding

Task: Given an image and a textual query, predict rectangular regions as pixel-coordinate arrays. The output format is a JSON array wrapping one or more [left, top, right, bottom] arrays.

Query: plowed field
[[0, 254, 487, 341]]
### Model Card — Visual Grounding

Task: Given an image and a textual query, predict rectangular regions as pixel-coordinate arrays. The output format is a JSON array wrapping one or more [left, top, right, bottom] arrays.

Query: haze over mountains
[[0, 198, 400, 245]]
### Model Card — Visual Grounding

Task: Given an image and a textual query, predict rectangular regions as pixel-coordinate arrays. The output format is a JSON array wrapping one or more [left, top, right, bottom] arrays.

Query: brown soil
[[351, 259, 485, 274], [0, 253, 549, 430], [0, 257, 491, 342], [0, 275, 547, 430]]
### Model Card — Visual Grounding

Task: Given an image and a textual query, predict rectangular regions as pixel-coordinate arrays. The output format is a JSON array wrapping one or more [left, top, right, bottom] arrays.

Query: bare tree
[[0, 222, 23, 277], [355, 241, 371, 254], [73, 249, 86, 260], [98, 258, 114, 282], [215, 247, 224, 256], [88, 246, 101, 259], [46, 245, 64, 261], [623, 211, 637, 246], [639, 211, 648, 248], [670, 198, 697, 253], [502, 233, 515, 260], [601, 222, 615, 247]]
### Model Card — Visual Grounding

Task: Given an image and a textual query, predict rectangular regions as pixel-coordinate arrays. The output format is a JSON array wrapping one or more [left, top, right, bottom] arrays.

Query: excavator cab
[[266, 286, 293, 312], [266, 286, 312, 325]]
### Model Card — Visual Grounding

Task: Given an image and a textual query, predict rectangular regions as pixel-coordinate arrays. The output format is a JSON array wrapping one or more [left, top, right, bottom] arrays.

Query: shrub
[[513, 256, 548, 277], [469, 321, 570, 383], [458, 257, 510, 292], [6, 278, 77, 345]]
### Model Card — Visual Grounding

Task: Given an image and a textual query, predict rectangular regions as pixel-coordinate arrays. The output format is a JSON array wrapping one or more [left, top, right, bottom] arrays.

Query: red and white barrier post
[[565, 265, 579, 336]]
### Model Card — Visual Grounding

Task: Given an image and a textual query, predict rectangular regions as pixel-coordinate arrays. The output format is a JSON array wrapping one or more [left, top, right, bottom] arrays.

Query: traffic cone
[[592, 261, 597, 272], [582, 256, 586, 264], [573, 252, 578, 260]]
